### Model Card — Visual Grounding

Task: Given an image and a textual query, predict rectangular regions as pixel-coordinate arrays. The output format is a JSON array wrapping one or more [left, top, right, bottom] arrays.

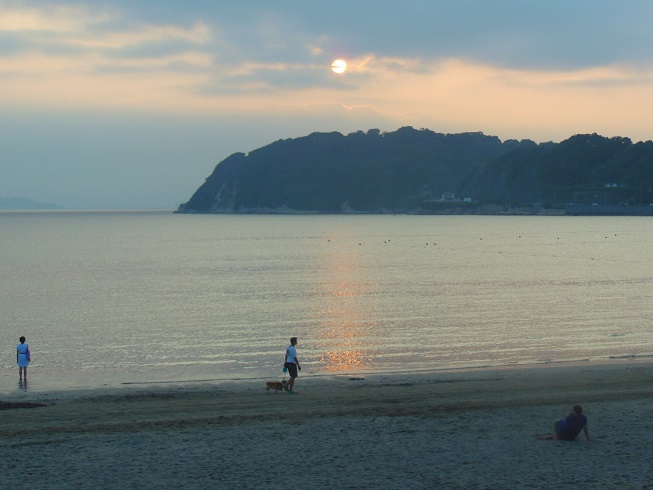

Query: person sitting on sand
[[539, 405, 590, 441]]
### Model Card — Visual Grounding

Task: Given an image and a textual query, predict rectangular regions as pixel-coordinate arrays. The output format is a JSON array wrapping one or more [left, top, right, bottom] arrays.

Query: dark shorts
[[286, 362, 298, 378], [555, 420, 577, 441], [554, 420, 566, 437]]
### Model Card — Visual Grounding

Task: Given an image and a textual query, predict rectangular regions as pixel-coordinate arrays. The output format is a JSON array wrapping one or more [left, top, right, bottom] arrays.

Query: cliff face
[[177, 128, 653, 214]]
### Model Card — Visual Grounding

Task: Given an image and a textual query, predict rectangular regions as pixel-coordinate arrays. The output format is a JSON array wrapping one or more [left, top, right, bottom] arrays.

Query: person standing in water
[[17, 336, 30, 384], [284, 337, 301, 393]]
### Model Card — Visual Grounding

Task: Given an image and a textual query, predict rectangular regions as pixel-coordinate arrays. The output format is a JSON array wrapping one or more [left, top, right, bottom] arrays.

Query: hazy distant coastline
[[0, 197, 63, 210]]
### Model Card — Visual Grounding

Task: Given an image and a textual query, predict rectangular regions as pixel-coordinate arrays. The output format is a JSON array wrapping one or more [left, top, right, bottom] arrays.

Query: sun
[[331, 59, 347, 74]]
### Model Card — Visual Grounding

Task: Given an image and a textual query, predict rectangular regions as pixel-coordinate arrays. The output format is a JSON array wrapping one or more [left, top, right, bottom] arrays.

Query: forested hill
[[176, 127, 653, 214]]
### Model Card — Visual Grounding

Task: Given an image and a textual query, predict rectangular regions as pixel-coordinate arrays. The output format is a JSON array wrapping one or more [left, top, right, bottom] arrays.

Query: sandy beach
[[1, 362, 652, 489]]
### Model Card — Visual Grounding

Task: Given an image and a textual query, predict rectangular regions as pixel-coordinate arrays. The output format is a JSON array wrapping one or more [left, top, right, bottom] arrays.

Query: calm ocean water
[[1, 211, 653, 393]]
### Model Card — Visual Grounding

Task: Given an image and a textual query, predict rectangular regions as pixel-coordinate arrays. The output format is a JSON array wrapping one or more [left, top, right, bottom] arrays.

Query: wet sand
[[1, 362, 652, 488]]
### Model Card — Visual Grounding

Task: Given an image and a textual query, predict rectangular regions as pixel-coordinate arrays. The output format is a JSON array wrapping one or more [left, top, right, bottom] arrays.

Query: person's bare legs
[[19, 366, 28, 384], [288, 375, 296, 392]]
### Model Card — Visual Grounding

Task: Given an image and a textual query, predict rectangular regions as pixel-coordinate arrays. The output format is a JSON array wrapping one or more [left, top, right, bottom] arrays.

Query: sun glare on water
[[331, 59, 347, 74]]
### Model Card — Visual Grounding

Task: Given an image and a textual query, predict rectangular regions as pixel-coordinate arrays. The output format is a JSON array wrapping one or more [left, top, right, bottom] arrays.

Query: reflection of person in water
[[17, 336, 30, 384], [539, 405, 590, 441]]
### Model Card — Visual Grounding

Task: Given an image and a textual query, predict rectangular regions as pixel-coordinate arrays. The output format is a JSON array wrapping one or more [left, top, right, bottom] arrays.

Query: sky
[[3, 1, 653, 209]]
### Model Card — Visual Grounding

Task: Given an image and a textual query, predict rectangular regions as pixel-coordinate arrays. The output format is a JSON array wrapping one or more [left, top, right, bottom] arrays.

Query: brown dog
[[265, 380, 288, 394]]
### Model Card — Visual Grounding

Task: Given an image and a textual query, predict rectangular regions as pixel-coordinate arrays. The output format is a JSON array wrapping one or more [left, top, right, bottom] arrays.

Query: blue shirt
[[286, 345, 298, 364]]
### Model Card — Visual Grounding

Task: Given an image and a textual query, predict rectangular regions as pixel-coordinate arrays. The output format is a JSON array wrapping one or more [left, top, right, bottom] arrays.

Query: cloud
[[0, 2, 210, 52], [0, 3, 111, 33], [60, 22, 211, 50], [4, 0, 653, 209], [0, 2, 217, 109], [4, 1, 653, 106]]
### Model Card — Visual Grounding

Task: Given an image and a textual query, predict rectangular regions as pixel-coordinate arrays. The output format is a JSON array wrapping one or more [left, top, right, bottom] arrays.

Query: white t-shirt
[[286, 345, 298, 364]]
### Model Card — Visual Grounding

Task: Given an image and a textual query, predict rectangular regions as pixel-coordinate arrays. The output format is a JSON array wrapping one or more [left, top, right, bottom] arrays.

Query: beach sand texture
[[1, 362, 652, 489]]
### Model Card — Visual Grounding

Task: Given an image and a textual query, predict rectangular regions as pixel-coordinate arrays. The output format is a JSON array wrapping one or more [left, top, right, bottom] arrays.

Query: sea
[[1, 211, 652, 393]]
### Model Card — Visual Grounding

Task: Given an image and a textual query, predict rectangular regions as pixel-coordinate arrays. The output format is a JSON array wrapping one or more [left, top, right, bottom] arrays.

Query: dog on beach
[[265, 380, 289, 394]]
